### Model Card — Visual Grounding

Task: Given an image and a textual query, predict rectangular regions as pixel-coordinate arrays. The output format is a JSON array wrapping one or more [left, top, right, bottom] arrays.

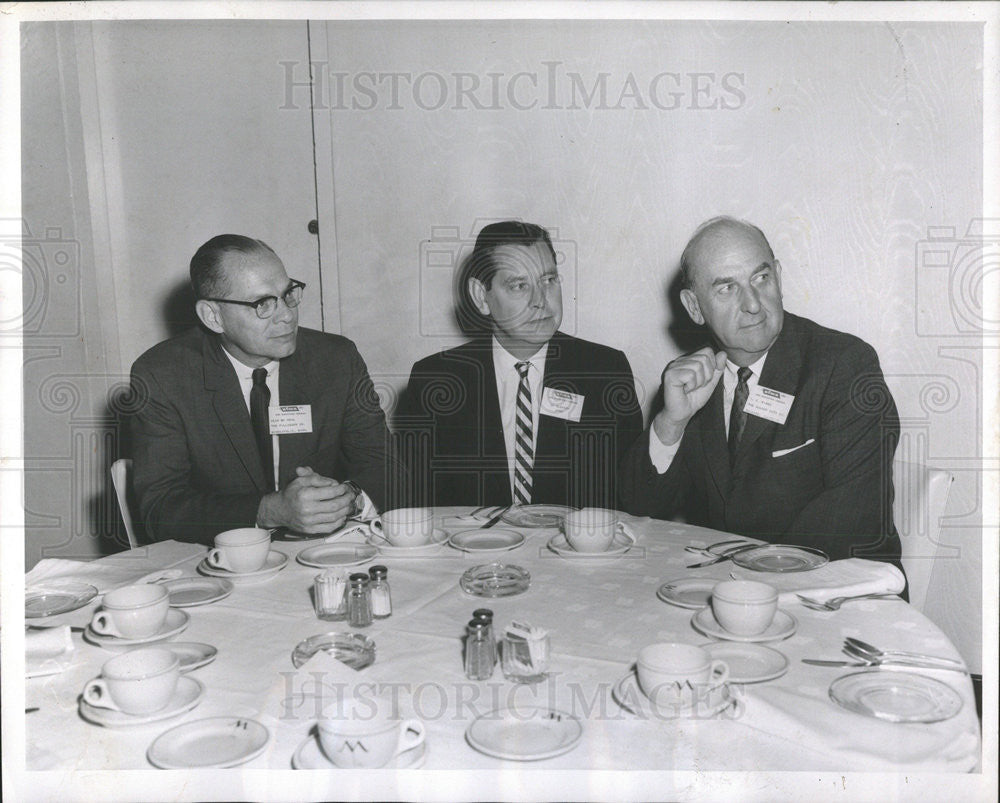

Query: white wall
[[21, 20, 986, 669]]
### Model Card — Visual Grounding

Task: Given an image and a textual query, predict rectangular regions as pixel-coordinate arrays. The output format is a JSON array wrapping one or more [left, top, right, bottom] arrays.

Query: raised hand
[[652, 347, 727, 445]]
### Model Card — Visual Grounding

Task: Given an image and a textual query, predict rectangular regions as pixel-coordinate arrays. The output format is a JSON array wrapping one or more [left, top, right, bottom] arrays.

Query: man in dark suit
[[396, 221, 643, 509], [620, 217, 901, 566], [130, 234, 393, 544]]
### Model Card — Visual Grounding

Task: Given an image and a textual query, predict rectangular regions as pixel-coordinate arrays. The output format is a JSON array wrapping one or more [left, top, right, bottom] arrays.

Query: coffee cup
[[636, 642, 729, 708], [563, 507, 618, 553], [317, 696, 426, 768], [711, 580, 778, 636], [82, 647, 180, 715], [207, 527, 271, 573], [375, 508, 434, 547], [90, 583, 169, 639]]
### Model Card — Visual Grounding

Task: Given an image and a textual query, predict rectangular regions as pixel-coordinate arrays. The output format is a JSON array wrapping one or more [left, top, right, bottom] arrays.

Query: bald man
[[620, 217, 902, 569]]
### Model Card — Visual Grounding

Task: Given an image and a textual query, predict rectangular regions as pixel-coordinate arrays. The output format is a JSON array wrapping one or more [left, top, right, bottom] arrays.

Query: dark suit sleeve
[[782, 341, 899, 559], [130, 362, 261, 545], [619, 425, 692, 519], [607, 349, 646, 503], [390, 358, 436, 508], [336, 344, 397, 512]]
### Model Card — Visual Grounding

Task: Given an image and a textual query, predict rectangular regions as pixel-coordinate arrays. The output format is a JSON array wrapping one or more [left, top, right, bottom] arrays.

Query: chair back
[[891, 459, 954, 613], [110, 458, 139, 549]]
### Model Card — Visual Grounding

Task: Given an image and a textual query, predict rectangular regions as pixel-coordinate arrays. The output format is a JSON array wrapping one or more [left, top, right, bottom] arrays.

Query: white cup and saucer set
[[547, 508, 636, 559], [197, 527, 288, 583], [83, 582, 190, 650]]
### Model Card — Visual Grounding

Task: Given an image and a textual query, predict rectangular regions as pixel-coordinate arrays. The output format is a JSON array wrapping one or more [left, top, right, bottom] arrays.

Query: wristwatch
[[343, 480, 364, 518]]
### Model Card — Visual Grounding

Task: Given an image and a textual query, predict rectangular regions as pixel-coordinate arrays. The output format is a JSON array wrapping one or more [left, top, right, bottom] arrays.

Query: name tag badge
[[268, 404, 313, 434], [540, 387, 584, 422], [743, 385, 794, 425]]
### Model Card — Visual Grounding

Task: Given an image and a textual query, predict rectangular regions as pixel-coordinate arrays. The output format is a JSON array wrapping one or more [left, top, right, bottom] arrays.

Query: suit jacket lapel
[[202, 334, 269, 493], [477, 345, 510, 504], [700, 379, 731, 497], [276, 351, 314, 488], [735, 315, 803, 460]]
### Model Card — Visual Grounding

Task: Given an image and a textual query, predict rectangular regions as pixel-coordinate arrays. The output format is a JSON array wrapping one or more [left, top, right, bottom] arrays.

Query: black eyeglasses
[[205, 280, 306, 319]]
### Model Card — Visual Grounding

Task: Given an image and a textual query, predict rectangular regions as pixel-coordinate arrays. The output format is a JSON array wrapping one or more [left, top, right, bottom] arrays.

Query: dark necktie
[[512, 361, 534, 505], [728, 366, 753, 462], [250, 368, 274, 487]]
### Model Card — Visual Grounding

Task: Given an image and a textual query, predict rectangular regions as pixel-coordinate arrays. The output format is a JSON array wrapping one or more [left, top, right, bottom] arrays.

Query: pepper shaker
[[464, 619, 496, 680], [347, 572, 373, 628]]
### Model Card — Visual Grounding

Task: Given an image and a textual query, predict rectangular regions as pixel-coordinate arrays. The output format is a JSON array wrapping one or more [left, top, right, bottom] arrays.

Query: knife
[[479, 505, 511, 529], [685, 544, 758, 569], [802, 659, 969, 673]]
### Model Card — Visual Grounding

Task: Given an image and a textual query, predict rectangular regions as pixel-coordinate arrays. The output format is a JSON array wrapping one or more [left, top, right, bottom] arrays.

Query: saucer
[[612, 671, 736, 719], [79, 676, 204, 728], [691, 607, 797, 643], [170, 642, 218, 673], [148, 717, 270, 768], [198, 550, 288, 583], [296, 542, 378, 568], [26, 580, 98, 619], [828, 670, 963, 723], [501, 504, 576, 528], [84, 608, 190, 649], [449, 529, 525, 553], [547, 529, 636, 558], [292, 733, 427, 769], [368, 528, 450, 555], [466, 706, 582, 761], [700, 642, 789, 683], [656, 577, 715, 609], [161, 577, 234, 607], [731, 545, 828, 573]]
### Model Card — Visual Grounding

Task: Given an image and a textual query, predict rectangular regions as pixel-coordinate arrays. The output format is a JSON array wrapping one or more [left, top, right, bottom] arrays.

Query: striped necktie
[[513, 361, 534, 505], [728, 366, 753, 463]]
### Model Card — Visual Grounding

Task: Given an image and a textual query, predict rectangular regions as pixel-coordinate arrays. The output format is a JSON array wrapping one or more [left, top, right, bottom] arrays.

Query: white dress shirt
[[649, 352, 769, 473], [491, 337, 548, 498], [221, 346, 375, 518]]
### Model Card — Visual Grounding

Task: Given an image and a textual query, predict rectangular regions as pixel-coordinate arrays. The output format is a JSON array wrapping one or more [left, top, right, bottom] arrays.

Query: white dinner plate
[[368, 528, 450, 555], [148, 716, 270, 768], [161, 576, 234, 607], [170, 642, 218, 673], [656, 577, 716, 609], [700, 642, 789, 683], [84, 608, 190, 649], [547, 529, 636, 559], [291, 732, 427, 769], [611, 670, 737, 719], [449, 529, 525, 553], [79, 676, 204, 728], [829, 670, 963, 723], [501, 504, 576, 528], [691, 607, 797, 643], [25, 580, 98, 619], [198, 549, 288, 583], [731, 545, 829, 573], [296, 542, 378, 568], [466, 706, 582, 761]]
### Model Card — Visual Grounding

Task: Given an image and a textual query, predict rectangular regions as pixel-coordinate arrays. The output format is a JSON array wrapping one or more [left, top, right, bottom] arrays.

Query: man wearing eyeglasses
[[395, 221, 643, 509], [129, 234, 393, 544]]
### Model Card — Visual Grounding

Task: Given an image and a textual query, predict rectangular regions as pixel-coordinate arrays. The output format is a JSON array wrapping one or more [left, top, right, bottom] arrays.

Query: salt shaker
[[368, 565, 392, 619], [313, 571, 347, 621], [464, 618, 495, 680], [347, 572, 373, 628]]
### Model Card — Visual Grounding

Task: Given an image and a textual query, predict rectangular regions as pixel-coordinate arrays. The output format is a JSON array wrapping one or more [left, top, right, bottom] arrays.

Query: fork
[[796, 592, 900, 611]]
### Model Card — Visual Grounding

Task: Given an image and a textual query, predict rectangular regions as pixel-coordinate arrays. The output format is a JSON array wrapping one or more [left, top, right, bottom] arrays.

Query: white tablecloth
[[23, 511, 980, 776]]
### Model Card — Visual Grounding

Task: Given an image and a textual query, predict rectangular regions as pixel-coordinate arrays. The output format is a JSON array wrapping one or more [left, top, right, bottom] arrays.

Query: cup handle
[[394, 719, 426, 755], [207, 548, 228, 570], [90, 612, 121, 638], [82, 678, 121, 711], [709, 659, 729, 688]]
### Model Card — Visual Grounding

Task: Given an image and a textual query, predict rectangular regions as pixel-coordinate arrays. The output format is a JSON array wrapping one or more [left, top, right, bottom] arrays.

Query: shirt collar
[[491, 336, 547, 373], [220, 345, 279, 381], [726, 351, 768, 381]]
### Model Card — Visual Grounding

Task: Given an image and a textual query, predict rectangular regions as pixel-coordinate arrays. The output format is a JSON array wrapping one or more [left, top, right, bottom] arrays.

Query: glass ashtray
[[460, 562, 531, 598], [291, 632, 376, 670]]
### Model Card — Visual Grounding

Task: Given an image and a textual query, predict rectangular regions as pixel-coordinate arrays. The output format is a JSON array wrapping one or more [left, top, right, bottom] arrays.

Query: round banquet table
[[23, 508, 981, 782]]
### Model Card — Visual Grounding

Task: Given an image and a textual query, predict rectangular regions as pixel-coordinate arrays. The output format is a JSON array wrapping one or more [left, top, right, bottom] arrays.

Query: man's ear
[[195, 299, 225, 334], [468, 277, 492, 317], [680, 288, 705, 325], [773, 259, 783, 298]]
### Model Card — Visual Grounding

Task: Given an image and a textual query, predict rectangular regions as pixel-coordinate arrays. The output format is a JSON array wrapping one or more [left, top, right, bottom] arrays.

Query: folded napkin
[[25, 545, 197, 593], [733, 558, 905, 605], [26, 625, 76, 678]]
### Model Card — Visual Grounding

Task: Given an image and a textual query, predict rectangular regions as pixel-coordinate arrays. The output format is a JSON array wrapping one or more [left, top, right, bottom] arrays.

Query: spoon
[[843, 637, 965, 667]]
